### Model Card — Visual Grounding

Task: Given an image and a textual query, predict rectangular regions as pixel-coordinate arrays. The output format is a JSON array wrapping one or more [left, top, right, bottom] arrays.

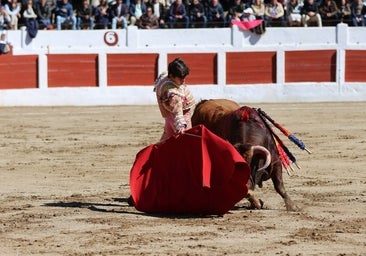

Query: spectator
[[76, 0, 94, 29], [45, 0, 56, 24], [94, 0, 109, 29], [242, 7, 256, 20], [23, 0, 37, 20], [351, 0, 365, 26], [337, 0, 351, 24], [251, 0, 265, 20], [148, 0, 167, 28], [0, 6, 10, 29], [109, 0, 128, 29], [129, 0, 146, 26], [264, 0, 286, 26], [286, 0, 303, 26], [55, 0, 76, 30], [23, 0, 39, 38], [302, 0, 322, 26], [319, 0, 339, 25], [5, 0, 21, 30], [206, 0, 225, 27], [36, 0, 53, 29], [227, 0, 246, 24], [137, 5, 159, 28], [0, 31, 10, 54], [189, 0, 207, 28], [168, 0, 189, 28], [229, 5, 244, 23]]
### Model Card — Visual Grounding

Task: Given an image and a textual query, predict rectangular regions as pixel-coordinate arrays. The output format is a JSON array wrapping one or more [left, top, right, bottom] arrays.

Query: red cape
[[232, 20, 263, 31], [129, 125, 250, 215]]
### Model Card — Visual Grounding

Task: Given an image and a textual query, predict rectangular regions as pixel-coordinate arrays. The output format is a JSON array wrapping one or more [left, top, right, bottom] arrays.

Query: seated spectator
[[319, 0, 339, 26], [242, 7, 256, 21], [148, 0, 167, 28], [0, 6, 11, 30], [94, 0, 109, 29], [76, 0, 94, 29], [207, 0, 225, 27], [137, 5, 159, 28], [251, 0, 265, 20], [23, 0, 39, 38], [337, 0, 351, 24], [109, 0, 129, 29], [129, 0, 146, 26], [227, 0, 246, 24], [22, 1, 37, 22], [286, 0, 303, 26], [264, 0, 286, 27], [351, 0, 365, 26], [168, 0, 189, 28], [35, 0, 53, 29], [46, 0, 56, 25], [189, 0, 207, 28], [302, 0, 322, 26], [55, 0, 76, 30], [5, 0, 21, 30], [0, 31, 10, 54], [229, 5, 244, 23]]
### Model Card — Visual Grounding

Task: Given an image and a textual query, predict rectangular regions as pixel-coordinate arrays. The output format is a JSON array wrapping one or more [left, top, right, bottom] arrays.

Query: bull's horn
[[251, 145, 271, 185]]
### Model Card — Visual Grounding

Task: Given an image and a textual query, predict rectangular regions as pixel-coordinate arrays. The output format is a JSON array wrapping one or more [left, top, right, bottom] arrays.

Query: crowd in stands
[[0, 0, 365, 31]]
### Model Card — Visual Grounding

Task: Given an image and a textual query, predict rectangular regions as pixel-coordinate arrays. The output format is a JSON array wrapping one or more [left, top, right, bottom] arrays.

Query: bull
[[191, 99, 297, 211]]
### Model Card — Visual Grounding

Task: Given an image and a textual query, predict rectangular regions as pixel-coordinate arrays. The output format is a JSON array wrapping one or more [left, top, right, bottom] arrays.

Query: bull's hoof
[[259, 199, 264, 209], [249, 199, 264, 209], [285, 201, 301, 212]]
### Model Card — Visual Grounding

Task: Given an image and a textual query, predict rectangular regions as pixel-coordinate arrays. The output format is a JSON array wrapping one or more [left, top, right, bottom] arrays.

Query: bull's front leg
[[271, 164, 299, 211], [245, 189, 264, 209]]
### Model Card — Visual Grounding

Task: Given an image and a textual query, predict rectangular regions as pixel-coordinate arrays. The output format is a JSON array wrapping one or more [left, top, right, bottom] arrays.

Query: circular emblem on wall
[[104, 31, 119, 46]]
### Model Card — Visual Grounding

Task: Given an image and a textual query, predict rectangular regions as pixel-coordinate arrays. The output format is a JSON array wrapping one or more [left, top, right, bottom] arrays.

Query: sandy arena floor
[[0, 102, 365, 255]]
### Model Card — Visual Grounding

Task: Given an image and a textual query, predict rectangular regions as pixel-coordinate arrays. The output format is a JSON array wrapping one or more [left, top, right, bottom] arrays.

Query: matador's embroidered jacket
[[154, 72, 195, 132]]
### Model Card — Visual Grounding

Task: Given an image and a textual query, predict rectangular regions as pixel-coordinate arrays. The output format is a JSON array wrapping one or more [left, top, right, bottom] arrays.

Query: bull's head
[[233, 143, 271, 190]]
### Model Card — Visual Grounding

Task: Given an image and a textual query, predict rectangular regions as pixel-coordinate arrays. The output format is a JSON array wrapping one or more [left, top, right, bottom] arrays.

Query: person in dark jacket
[[168, 0, 189, 28], [206, 0, 225, 27], [35, 0, 53, 29], [301, 0, 322, 26], [76, 0, 94, 29], [189, 0, 207, 28], [319, 0, 339, 26], [55, 0, 76, 30], [109, 0, 129, 29], [94, 0, 109, 29]]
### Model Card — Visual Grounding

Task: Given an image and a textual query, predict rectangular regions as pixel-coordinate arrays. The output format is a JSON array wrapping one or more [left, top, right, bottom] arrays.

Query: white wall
[[1, 24, 366, 106]]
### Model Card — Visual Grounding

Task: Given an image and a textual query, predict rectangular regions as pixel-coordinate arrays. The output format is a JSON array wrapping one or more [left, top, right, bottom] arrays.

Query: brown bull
[[191, 99, 297, 211]]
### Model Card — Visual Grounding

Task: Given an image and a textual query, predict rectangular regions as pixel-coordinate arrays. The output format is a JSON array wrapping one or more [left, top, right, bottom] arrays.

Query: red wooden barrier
[[285, 50, 336, 82], [226, 52, 276, 84], [48, 54, 98, 87]]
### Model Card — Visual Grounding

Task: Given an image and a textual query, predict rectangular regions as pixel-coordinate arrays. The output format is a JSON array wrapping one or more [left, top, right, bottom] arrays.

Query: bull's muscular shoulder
[[195, 99, 240, 114], [192, 99, 240, 126], [212, 99, 240, 111]]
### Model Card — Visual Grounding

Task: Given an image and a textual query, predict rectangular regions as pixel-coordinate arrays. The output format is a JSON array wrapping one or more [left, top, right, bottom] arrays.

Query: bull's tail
[[256, 108, 309, 175]]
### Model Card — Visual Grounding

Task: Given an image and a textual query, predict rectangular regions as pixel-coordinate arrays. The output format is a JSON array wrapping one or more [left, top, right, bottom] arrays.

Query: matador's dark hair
[[168, 58, 190, 78]]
